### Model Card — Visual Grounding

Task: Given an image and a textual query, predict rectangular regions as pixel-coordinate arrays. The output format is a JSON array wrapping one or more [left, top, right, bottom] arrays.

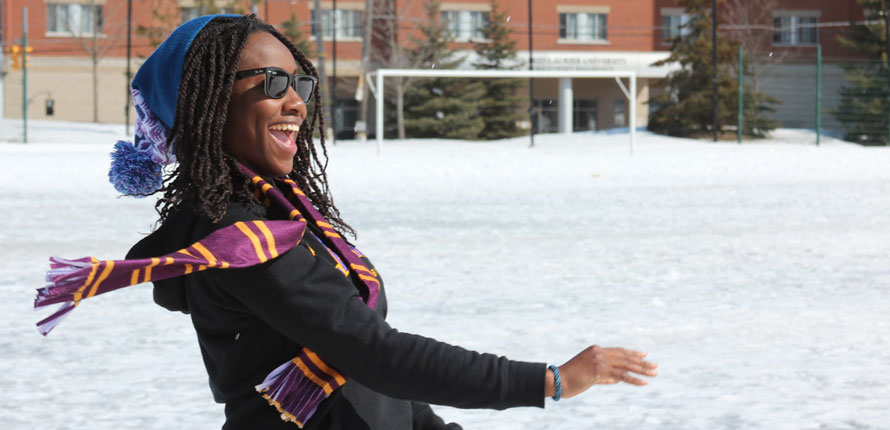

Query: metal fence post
[[738, 45, 743, 144], [22, 7, 29, 144], [816, 44, 821, 146]]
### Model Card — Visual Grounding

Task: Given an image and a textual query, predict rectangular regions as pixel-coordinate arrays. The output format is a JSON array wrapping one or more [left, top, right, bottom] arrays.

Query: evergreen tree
[[403, 1, 484, 139], [281, 12, 314, 57], [472, 0, 526, 140], [404, 79, 486, 139], [832, 0, 889, 145], [648, 0, 777, 138]]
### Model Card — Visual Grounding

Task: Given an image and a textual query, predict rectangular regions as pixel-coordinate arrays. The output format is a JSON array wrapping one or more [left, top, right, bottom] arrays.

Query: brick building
[[0, 0, 869, 135]]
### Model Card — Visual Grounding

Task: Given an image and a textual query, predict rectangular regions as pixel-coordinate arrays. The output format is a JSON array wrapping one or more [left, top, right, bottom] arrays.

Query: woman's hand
[[545, 346, 658, 399]]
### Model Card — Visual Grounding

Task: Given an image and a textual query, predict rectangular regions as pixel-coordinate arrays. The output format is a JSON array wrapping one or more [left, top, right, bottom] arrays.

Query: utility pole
[[126, 0, 132, 136], [528, 0, 534, 148], [357, 0, 373, 141], [884, 0, 890, 146], [712, 0, 718, 142], [332, 0, 337, 144], [22, 7, 29, 144], [313, 0, 331, 141], [885, 0, 889, 62]]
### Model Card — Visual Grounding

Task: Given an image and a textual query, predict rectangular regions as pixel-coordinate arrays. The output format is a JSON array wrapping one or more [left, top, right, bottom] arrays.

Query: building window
[[533, 99, 559, 134], [613, 99, 626, 127], [441, 10, 489, 40], [662, 12, 691, 40], [559, 13, 607, 41], [180, 7, 233, 24], [46, 3, 103, 35], [773, 14, 818, 45], [574, 100, 597, 131], [312, 9, 363, 39]]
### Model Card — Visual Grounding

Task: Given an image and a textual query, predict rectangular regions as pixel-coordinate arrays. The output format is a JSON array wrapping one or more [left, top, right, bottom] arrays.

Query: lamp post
[[528, 0, 534, 148], [712, 0, 718, 142], [125, 0, 132, 136]]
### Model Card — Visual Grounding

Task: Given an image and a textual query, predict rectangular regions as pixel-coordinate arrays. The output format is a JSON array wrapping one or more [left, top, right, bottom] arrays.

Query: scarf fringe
[[35, 301, 77, 336], [34, 257, 103, 335], [256, 359, 328, 427], [37, 257, 96, 303]]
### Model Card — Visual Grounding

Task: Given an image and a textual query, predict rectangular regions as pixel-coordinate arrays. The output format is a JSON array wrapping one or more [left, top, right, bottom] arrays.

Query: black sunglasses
[[234, 67, 317, 102]]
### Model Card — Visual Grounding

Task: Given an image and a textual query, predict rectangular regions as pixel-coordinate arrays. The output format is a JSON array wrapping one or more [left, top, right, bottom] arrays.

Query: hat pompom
[[109, 140, 164, 196]]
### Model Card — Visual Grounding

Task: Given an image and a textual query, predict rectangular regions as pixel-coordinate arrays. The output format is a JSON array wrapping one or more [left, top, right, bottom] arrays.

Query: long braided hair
[[155, 14, 354, 237]]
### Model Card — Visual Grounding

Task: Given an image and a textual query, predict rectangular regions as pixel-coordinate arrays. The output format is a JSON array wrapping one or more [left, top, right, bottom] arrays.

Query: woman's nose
[[282, 85, 308, 119]]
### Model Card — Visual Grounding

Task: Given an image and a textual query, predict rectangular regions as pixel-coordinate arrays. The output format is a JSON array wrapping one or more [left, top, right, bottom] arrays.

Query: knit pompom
[[109, 140, 164, 196]]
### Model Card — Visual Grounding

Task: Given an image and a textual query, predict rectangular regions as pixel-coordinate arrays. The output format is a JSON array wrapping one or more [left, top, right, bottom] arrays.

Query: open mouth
[[268, 123, 300, 149]]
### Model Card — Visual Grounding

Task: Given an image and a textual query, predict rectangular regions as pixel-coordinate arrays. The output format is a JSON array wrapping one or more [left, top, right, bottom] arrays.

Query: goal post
[[365, 68, 638, 154]]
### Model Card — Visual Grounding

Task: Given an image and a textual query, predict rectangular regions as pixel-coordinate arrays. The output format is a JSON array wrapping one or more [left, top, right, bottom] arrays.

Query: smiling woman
[[34, 13, 657, 430], [224, 32, 308, 178]]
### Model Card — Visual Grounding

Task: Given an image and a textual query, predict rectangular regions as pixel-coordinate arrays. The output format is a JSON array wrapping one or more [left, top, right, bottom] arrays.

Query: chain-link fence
[[754, 51, 890, 146]]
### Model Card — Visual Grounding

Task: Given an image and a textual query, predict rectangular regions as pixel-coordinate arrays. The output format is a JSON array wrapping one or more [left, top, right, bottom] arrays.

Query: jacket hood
[[126, 210, 198, 314]]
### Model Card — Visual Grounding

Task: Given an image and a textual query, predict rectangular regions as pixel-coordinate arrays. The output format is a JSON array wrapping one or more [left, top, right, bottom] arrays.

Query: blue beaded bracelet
[[548, 365, 562, 401]]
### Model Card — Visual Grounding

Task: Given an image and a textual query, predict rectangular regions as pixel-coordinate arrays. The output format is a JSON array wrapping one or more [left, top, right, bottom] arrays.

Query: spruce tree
[[404, 79, 486, 139], [281, 12, 314, 58], [403, 1, 484, 139], [648, 0, 777, 138], [832, 0, 889, 145], [472, 0, 526, 140]]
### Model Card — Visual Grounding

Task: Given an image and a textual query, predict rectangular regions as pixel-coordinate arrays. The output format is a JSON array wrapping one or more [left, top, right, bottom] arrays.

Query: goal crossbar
[[366, 68, 638, 154]]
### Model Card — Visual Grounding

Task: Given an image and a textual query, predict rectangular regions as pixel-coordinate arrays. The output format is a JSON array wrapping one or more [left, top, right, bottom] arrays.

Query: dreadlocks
[[154, 14, 354, 238]]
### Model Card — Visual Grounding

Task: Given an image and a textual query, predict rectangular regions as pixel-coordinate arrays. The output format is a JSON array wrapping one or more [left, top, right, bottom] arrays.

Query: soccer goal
[[366, 68, 638, 154]]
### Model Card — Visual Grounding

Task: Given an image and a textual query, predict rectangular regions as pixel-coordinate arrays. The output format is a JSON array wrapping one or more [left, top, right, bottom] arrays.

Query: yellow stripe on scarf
[[86, 260, 115, 299], [191, 242, 218, 267], [234, 221, 268, 263], [293, 357, 334, 395], [143, 257, 160, 283], [253, 221, 279, 259], [304, 349, 346, 385]]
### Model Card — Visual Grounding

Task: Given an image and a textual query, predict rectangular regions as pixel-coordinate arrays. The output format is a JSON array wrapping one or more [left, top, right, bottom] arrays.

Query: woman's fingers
[[601, 347, 658, 382], [620, 361, 659, 377], [619, 371, 649, 386], [616, 355, 659, 377]]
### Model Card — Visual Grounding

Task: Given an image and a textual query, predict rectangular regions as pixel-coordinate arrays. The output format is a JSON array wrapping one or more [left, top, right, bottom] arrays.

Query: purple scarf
[[35, 163, 381, 427]]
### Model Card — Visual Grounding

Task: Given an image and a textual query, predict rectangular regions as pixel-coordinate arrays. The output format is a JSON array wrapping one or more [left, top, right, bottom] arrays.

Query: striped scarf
[[35, 163, 381, 427]]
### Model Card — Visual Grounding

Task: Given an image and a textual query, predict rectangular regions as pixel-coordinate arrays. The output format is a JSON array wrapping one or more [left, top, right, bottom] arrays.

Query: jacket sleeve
[[201, 211, 546, 411]]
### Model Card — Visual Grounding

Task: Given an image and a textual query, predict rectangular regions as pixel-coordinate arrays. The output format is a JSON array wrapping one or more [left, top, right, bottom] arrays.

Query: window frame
[[440, 9, 490, 41], [45, 2, 105, 38], [661, 8, 691, 44], [613, 98, 626, 128], [558, 12, 608, 44], [573, 99, 597, 132], [772, 10, 820, 46], [310, 7, 364, 41]]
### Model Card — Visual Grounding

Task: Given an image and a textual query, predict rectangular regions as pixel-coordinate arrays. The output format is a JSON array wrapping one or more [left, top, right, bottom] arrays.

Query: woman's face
[[223, 31, 308, 178]]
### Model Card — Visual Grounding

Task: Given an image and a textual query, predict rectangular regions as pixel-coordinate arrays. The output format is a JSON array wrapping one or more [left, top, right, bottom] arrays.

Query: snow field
[[1, 119, 888, 429]]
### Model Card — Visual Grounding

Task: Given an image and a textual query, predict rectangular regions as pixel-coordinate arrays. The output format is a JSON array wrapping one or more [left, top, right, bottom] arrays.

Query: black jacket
[[127, 196, 546, 430]]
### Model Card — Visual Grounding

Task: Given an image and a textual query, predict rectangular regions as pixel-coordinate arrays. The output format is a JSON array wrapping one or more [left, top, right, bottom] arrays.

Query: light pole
[[125, 0, 132, 136], [528, 0, 534, 148]]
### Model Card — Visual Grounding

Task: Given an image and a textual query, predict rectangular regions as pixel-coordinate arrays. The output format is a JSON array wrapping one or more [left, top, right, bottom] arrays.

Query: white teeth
[[269, 124, 300, 132]]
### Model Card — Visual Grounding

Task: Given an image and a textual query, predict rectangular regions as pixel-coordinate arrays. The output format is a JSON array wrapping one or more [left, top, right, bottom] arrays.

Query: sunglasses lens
[[294, 77, 315, 102], [267, 72, 290, 98]]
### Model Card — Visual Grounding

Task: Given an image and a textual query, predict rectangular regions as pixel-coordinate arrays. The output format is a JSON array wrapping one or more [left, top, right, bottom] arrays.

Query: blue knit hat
[[109, 14, 240, 196]]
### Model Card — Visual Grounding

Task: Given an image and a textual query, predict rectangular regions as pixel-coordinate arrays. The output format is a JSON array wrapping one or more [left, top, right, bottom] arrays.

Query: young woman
[[37, 14, 657, 430]]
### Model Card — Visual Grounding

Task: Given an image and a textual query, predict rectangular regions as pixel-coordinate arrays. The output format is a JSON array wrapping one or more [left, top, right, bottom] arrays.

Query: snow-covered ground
[[1, 119, 888, 429]]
